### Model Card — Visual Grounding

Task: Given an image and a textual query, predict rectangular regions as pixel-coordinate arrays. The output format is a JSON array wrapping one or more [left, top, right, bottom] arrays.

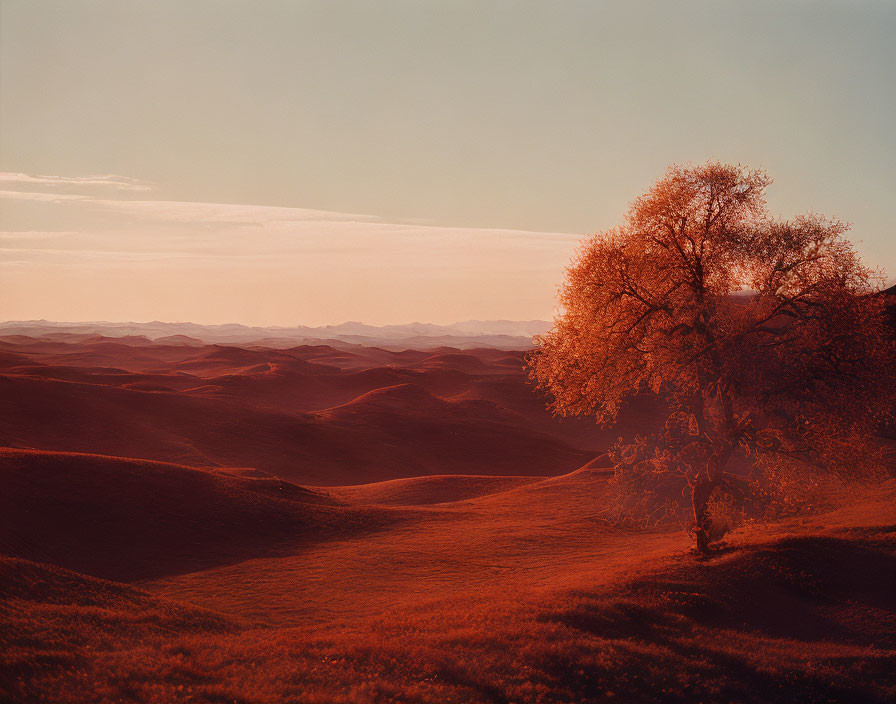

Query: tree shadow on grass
[[540, 535, 896, 703]]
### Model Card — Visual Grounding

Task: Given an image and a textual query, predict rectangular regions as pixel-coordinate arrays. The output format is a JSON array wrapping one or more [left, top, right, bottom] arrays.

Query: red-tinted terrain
[[0, 334, 625, 483], [1, 334, 894, 703]]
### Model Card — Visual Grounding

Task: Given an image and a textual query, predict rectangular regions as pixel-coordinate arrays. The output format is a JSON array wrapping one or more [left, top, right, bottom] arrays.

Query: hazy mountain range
[[0, 319, 554, 350]]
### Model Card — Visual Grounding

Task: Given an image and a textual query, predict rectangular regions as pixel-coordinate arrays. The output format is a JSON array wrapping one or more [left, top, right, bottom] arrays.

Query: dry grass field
[[2, 335, 894, 703]]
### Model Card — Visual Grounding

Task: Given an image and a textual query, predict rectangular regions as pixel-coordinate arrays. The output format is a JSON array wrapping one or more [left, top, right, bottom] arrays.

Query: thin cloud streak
[[0, 172, 152, 192]]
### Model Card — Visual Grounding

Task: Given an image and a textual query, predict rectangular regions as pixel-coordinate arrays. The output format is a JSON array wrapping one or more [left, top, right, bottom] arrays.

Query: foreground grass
[[3, 523, 895, 704]]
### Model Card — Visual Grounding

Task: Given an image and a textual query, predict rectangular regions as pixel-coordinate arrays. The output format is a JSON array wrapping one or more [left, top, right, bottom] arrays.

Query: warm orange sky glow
[[0, 174, 580, 325]]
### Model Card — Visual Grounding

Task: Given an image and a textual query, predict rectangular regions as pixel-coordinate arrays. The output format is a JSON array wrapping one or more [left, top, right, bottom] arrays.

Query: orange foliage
[[528, 162, 896, 552]]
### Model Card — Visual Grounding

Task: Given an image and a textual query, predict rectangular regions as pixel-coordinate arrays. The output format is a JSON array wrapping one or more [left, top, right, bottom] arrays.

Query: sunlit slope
[[4, 483, 894, 704]]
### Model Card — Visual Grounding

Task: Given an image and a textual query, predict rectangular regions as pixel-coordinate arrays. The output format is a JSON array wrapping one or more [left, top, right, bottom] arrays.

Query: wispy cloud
[[0, 174, 580, 324], [0, 189, 90, 203], [89, 197, 383, 226], [0, 231, 80, 240], [0, 172, 152, 192], [0, 184, 581, 251]]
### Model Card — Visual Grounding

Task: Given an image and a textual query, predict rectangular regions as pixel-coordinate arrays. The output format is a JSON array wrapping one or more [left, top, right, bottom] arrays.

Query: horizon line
[[0, 317, 554, 329]]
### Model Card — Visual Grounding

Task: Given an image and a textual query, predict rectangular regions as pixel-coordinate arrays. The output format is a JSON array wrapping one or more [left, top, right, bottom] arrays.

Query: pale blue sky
[[1, 1, 894, 324]]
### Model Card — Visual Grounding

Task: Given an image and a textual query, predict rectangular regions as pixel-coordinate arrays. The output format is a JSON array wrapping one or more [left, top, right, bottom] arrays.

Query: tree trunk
[[691, 439, 737, 554], [691, 476, 715, 554]]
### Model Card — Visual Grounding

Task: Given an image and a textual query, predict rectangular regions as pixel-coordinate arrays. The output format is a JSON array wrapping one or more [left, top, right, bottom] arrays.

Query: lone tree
[[527, 162, 895, 553]]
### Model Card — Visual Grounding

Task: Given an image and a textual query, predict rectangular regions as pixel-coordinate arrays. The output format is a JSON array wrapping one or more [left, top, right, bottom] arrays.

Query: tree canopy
[[527, 162, 895, 553]]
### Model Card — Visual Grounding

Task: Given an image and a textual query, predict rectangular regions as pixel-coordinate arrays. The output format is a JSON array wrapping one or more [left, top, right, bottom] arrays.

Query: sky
[[1, 0, 894, 326]]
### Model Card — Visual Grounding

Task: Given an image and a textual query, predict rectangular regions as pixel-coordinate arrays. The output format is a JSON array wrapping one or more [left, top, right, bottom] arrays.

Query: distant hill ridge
[[0, 319, 553, 350]]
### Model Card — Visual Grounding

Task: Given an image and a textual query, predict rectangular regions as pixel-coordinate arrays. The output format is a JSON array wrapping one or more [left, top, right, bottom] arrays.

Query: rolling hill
[[2, 332, 894, 703], [0, 334, 614, 484]]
